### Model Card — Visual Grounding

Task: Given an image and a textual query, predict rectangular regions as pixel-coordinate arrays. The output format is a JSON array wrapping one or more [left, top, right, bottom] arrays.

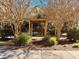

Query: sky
[[31, 0, 48, 7]]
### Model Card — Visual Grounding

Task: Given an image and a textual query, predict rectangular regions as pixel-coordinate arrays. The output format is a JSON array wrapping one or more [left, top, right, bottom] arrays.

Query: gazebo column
[[30, 22, 33, 36], [45, 20, 48, 36], [29, 21, 31, 35]]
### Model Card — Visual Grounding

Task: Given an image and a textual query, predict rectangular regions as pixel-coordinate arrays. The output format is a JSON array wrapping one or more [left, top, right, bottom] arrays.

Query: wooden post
[[30, 22, 33, 36], [45, 20, 48, 36], [29, 20, 31, 35]]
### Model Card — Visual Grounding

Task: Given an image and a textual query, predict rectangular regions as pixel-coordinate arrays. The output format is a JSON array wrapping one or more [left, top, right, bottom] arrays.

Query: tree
[[45, 0, 79, 39], [0, 0, 31, 37]]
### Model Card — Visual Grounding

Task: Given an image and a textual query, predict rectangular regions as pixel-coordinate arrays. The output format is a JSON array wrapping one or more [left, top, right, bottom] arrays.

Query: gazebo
[[27, 7, 48, 36], [29, 17, 48, 36]]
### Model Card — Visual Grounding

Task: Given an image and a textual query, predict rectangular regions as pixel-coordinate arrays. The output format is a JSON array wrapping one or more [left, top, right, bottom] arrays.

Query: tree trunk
[[54, 28, 57, 36], [56, 29, 61, 40], [14, 23, 19, 38]]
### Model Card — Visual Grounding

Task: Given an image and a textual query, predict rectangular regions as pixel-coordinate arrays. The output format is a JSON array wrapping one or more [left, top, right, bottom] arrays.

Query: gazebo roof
[[27, 6, 47, 18]]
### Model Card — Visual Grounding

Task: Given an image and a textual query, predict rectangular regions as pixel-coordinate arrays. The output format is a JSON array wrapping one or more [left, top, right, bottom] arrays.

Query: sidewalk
[[0, 47, 79, 59], [25, 50, 79, 59]]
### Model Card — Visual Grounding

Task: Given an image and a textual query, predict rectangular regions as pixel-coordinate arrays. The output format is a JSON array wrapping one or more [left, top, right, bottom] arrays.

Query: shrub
[[73, 43, 79, 48], [67, 28, 78, 42], [43, 35, 58, 46], [14, 33, 32, 46], [76, 30, 79, 42], [43, 35, 51, 41]]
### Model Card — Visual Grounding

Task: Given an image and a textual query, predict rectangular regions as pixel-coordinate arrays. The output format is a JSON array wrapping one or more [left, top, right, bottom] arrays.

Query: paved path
[[0, 47, 79, 59]]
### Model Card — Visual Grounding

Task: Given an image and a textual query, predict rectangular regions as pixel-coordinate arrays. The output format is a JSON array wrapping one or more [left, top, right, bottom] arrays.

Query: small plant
[[63, 44, 68, 47], [14, 33, 32, 46], [76, 40, 79, 43], [73, 43, 79, 48], [49, 37, 58, 45], [43, 35, 58, 46]]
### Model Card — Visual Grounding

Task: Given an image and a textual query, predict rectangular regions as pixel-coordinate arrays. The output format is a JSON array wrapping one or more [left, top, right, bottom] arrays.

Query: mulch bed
[[0, 40, 79, 51]]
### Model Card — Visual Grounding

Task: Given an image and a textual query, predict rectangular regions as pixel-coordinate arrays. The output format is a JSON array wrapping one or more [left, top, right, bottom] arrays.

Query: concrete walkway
[[0, 47, 79, 59], [26, 50, 79, 59]]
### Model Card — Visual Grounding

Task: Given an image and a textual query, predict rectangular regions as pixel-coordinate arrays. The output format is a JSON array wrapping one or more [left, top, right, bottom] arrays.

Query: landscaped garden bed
[[0, 33, 79, 51]]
